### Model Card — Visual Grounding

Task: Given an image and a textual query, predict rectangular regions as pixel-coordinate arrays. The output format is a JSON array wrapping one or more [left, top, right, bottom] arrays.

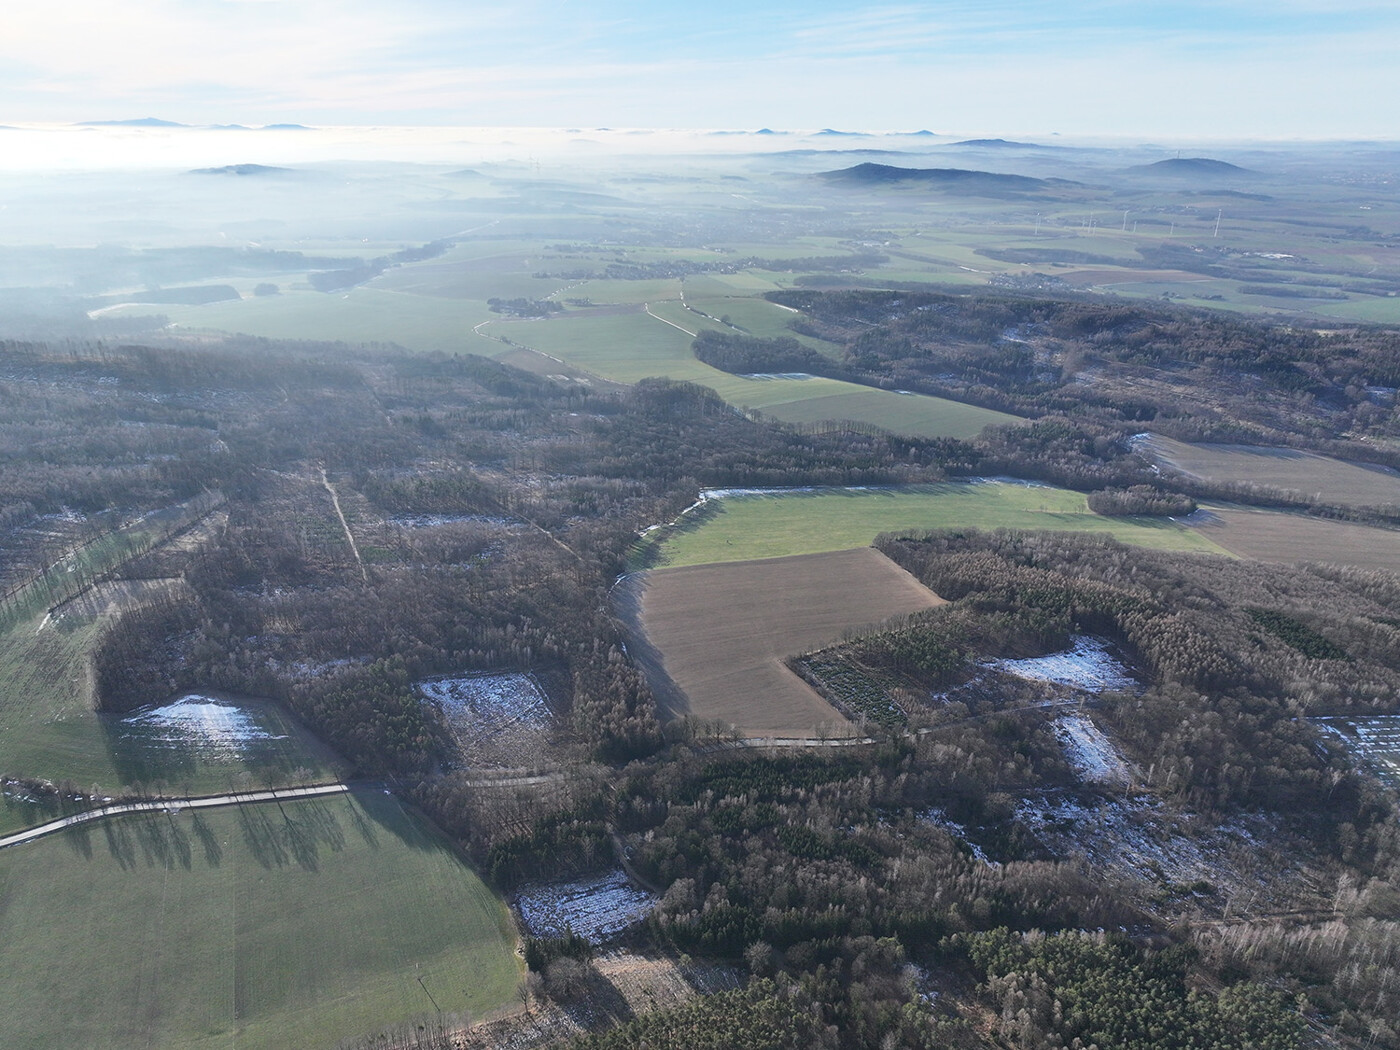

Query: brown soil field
[[1190, 505, 1400, 573], [621, 547, 944, 738], [1143, 433, 1400, 509]]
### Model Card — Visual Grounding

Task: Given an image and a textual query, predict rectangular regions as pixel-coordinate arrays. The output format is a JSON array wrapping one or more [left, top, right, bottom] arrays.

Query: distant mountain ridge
[[77, 117, 187, 127], [188, 164, 292, 176], [951, 138, 1058, 149]]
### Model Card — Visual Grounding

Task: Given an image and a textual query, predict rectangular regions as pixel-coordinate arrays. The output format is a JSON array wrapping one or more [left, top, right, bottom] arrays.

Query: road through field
[[0, 782, 351, 851]]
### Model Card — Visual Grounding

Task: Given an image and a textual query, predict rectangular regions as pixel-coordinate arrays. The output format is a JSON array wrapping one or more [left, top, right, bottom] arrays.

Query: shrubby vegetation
[[955, 929, 1304, 1050], [1088, 485, 1197, 517]]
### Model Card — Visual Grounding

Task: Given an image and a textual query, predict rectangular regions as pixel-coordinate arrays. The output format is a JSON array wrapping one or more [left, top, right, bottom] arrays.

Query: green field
[[0, 603, 343, 824], [757, 388, 1019, 439], [0, 789, 520, 1050], [498, 310, 1016, 438], [648, 482, 1230, 568], [146, 287, 496, 354]]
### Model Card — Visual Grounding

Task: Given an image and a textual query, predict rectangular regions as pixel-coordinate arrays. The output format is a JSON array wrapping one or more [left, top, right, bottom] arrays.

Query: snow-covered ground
[[920, 807, 994, 864], [1015, 793, 1306, 910], [418, 672, 554, 768], [515, 870, 657, 943], [419, 672, 551, 733], [120, 694, 286, 756], [389, 513, 519, 528], [989, 636, 1138, 693], [1051, 713, 1133, 787], [1315, 715, 1400, 787]]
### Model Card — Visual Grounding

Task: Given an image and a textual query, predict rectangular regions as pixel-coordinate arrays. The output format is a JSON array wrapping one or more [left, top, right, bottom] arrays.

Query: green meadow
[[0, 788, 520, 1050], [648, 481, 1230, 568]]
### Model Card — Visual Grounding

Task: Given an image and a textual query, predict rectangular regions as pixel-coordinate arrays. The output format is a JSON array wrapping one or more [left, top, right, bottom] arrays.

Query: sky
[[3, 0, 1398, 140]]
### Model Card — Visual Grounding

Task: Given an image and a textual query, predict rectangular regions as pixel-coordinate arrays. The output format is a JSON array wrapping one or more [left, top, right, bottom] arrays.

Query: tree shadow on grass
[[63, 821, 94, 860], [348, 796, 381, 849], [190, 811, 222, 867], [238, 796, 349, 872], [97, 810, 193, 871]]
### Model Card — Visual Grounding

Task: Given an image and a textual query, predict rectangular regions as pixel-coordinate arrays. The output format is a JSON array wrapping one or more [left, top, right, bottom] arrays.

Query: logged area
[[626, 548, 944, 737]]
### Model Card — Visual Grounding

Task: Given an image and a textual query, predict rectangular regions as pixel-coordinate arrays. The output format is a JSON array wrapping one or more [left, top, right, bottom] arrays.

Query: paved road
[[0, 782, 351, 851]]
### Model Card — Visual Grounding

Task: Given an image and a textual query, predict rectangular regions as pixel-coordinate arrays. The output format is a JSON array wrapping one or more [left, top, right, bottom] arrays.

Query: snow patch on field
[[121, 694, 286, 755], [515, 870, 656, 943], [1052, 713, 1133, 786], [990, 636, 1138, 693]]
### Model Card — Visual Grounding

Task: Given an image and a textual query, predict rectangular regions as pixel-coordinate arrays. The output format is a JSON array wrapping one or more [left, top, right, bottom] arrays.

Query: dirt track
[[619, 547, 944, 738]]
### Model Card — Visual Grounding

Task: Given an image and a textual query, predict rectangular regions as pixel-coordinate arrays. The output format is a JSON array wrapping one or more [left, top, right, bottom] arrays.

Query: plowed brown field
[[1143, 434, 1400, 509], [1190, 506, 1400, 573], [624, 547, 944, 738]]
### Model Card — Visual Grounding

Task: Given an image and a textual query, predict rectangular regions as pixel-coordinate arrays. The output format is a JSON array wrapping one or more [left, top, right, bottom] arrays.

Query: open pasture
[[627, 547, 943, 737], [757, 388, 1019, 439], [154, 287, 496, 353], [650, 482, 1228, 569], [1141, 434, 1400, 510], [496, 308, 1014, 437], [0, 788, 520, 1050], [1188, 505, 1400, 573]]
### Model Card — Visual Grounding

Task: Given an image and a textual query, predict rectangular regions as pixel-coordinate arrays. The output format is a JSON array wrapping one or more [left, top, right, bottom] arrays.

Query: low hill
[[1127, 157, 1256, 177], [818, 163, 1077, 196]]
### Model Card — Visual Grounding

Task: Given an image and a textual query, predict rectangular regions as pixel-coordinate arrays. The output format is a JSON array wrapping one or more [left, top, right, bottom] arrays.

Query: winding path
[[0, 782, 351, 851]]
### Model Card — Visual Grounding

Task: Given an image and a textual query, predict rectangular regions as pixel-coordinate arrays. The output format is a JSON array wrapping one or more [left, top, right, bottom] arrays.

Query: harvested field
[[1188, 505, 1400, 574], [1140, 433, 1400, 510], [623, 547, 944, 738]]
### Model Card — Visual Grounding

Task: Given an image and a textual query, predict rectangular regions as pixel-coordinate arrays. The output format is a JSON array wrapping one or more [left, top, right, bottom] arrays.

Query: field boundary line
[[320, 467, 369, 582], [0, 781, 351, 851], [643, 302, 697, 337]]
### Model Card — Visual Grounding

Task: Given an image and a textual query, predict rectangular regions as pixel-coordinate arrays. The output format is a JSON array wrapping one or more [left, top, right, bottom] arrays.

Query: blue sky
[[4, 0, 1397, 138]]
